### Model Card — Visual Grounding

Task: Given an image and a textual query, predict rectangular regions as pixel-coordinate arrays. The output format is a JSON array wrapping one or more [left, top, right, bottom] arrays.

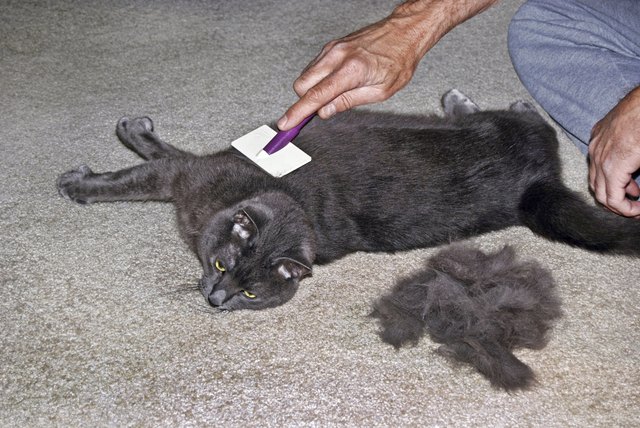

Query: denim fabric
[[508, 0, 640, 155]]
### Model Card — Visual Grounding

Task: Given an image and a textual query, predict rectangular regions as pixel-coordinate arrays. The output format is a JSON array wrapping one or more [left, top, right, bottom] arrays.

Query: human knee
[[508, 1, 553, 63], [507, 0, 581, 82]]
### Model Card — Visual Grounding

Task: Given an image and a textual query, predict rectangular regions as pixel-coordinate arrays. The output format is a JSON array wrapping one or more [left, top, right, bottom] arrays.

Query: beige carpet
[[1, 0, 638, 426]]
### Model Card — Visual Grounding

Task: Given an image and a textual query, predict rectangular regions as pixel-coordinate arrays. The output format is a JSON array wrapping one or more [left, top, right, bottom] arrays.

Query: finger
[[293, 42, 344, 97], [294, 56, 337, 98], [593, 174, 613, 212], [588, 157, 597, 192], [609, 176, 640, 217], [603, 169, 637, 216], [318, 85, 391, 118], [302, 41, 336, 73], [278, 66, 364, 130], [587, 140, 601, 192], [591, 158, 617, 212], [603, 189, 626, 216], [589, 150, 606, 202], [625, 180, 640, 198], [608, 195, 640, 217], [293, 68, 329, 99]]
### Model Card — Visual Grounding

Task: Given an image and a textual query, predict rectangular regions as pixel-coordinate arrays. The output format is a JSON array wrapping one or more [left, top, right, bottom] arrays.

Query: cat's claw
[[56, 164, 94, 204]]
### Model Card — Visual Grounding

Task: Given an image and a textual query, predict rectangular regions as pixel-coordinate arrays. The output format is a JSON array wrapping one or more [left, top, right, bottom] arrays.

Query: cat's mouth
[[198, 279, 250, 311]]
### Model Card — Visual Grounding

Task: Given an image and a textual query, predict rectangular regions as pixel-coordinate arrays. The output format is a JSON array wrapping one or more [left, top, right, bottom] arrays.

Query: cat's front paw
[[56, 165, 94, 204]]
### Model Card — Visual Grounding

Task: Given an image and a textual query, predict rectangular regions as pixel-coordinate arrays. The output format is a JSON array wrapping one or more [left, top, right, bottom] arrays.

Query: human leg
[[507, 0, 640, 155]]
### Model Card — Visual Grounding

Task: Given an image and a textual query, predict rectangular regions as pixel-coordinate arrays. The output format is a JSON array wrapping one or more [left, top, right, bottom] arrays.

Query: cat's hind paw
[[442, 89, 480, 117], [509, 100, 537, 114], [56, 164, 94, 204]]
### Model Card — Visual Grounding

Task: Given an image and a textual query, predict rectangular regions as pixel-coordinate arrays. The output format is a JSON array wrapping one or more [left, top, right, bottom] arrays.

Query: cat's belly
[[311, 203, 519, 263]]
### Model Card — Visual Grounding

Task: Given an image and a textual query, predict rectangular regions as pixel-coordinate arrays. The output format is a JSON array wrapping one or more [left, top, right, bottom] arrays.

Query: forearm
[[389, 0, 500, 59]]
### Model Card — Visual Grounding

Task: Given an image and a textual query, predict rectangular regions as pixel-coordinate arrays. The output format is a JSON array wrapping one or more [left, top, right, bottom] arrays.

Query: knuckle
[[293, 78, 307, 96], [304, 86, 328, 104], [376, 85, 396, 100], [321, 40, 338, 53], [338, 93, 354, 111], [321, 41, 350, 62], [331, 40, 350, 53], [342, 55, 366, 73], [601, 159, 615, 175]]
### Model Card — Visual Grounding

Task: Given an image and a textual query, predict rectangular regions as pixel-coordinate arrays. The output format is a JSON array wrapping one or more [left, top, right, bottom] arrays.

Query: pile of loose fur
[[371, 244, 562, 391]]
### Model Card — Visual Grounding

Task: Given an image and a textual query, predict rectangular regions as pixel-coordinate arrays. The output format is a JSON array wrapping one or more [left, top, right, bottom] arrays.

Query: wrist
[[390, 0, 499, 58]]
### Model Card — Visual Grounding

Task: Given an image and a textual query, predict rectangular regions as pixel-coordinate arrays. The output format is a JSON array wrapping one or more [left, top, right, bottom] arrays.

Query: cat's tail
[[518, 181, 640, 255]]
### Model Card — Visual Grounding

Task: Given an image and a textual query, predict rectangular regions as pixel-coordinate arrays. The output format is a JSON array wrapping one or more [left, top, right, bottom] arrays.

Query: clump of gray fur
[[371, 244, 562, 391]]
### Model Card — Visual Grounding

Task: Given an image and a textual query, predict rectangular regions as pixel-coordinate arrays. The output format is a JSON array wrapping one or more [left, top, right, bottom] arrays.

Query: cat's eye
[[214, 259, 226, 272], [242, 290, 256, 299]]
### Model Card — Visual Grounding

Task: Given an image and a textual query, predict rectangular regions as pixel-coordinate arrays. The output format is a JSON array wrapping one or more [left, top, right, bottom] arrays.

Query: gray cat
[[57, 90, 640, 311]]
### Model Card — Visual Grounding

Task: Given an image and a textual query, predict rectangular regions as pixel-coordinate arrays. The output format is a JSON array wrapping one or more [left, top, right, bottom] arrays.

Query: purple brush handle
[[263, 114, 315, 155]]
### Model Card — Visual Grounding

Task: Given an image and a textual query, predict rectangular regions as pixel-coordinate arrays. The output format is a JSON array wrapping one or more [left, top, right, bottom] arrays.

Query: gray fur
[[56, 89, 640, 311], [371, 244, 562, 391]]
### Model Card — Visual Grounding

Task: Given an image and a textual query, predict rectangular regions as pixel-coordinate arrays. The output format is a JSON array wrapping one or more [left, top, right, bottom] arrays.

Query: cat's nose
[[208, 289, 227, 306]]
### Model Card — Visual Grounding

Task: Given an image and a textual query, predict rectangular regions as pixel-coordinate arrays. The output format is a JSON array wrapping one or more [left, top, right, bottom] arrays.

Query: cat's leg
[[116, 116, 192, 160], [442, 89, 480, 117], [509, 100, 536, 113], [57, 159, 182, 204], [509, 100, 547, 123]]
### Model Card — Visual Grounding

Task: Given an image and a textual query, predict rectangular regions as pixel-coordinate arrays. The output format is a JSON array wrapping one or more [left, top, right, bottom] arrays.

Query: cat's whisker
[[160, 281, 201, 297], [195, 305, 216, 315], [190, 301, 228, 316]]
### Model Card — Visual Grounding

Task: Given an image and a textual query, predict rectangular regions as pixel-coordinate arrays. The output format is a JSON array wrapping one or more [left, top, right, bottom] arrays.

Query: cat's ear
[[232, 208, 258, 242], [274, 257, 312, 281]]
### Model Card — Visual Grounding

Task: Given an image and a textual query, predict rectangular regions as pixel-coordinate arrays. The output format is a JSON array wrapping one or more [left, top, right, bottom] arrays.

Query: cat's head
[[197, 192, 316, 310]]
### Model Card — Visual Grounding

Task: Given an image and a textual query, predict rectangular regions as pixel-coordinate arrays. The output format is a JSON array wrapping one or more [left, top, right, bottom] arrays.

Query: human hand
[[276, 0, 499, 131], [276, 16, 425, 131], [588, 87, 640, 218]]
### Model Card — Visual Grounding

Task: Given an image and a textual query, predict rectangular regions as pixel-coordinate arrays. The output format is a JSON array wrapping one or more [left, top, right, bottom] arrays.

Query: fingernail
[[277, 115, 288, 130], [321, 104, 336, 118]]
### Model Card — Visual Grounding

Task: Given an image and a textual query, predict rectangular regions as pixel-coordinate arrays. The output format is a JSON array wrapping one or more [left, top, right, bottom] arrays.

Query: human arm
[[277, 0, 499, 130], [588, 86, 640, 218]]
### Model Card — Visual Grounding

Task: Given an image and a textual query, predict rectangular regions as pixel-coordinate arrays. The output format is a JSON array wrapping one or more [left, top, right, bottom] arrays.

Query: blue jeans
[[508, 0, 640, 156]]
